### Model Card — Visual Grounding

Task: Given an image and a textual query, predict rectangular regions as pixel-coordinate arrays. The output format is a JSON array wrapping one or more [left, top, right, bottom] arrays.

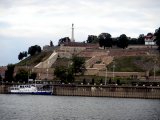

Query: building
[[144, 33, 156, 45]]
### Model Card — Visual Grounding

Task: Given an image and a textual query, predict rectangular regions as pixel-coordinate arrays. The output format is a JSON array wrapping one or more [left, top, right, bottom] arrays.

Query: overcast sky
[[0, 0, 160, 66]]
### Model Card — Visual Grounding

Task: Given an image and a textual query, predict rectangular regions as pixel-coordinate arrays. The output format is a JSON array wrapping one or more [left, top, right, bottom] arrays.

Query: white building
[[145, 33, 156, 45]]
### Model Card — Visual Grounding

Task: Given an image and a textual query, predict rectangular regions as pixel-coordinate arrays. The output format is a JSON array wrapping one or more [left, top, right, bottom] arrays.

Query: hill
[[16, 51, 53, 66], [107, 56, 159, 72]]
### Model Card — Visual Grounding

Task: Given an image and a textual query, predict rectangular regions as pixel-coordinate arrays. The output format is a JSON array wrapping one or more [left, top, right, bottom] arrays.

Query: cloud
[[0, 0, 160, 65]]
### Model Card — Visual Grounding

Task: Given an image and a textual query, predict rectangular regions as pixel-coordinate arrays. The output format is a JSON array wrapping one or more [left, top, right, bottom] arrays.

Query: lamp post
[[105, 67, 107, 85], [46, 68, 48, 80], [154, 60, 156, 81], [113, 61, 115, 81]]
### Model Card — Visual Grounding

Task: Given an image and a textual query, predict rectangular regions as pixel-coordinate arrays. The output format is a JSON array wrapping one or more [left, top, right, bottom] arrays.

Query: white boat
[[9, 84, 52, 95]]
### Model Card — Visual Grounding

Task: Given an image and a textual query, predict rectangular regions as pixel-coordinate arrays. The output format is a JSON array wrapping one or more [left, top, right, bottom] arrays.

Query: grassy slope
[[16, 51, 53, 66], [107, 56, 159, 72]]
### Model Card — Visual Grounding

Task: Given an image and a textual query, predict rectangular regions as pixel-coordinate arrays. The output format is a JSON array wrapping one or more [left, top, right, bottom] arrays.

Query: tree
[[87, 35, 98, 43], [83, 78, 86, 84], [117, 34, 129, 49], [30, 72, 37, 80], [109, 78, 111, 84], [0, 75, 2, 81], [15, 69, 28, 83], [28, 45, 41, 56], [18, 51, 27, 60], [91, 78, 95, 85], [54, 66, 67, 83], [50, 40, 54, 47], [100, 79, 103, 84], [58, 37, 71, 46], [66, 67, 74, 83], [18, 52, 23, 60], [137, 34, 145, 45], [98, 33, 112, 49], [5, 64, 15, 82], [154, 27, 160, 50], [129, 38, 138, 45], [71, 55, 86, 75], [117, 79, 120, 85]]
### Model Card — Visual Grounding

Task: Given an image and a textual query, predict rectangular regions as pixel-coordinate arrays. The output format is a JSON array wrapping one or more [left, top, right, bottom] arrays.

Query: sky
[[0, 0, 160, 66]]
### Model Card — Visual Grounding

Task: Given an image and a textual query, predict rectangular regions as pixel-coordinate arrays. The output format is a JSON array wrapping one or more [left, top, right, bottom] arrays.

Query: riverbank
[[54, 85, 160, 99], [1, 84, 160, 99]]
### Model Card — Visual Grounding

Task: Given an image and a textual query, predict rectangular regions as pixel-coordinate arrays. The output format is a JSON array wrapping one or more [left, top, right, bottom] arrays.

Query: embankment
[[1, 85, 160, 99], [54, 85, 160, 99], [0, 85, 10, 94]]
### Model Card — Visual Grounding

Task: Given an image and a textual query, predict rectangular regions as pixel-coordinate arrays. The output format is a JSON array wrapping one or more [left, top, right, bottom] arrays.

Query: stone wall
[[84, 68, 99, 76], [60, 45, 86, 53], [58, 51, 72, 58], [54, 85, 160, 99], [0, 85, 10, 94], [85, 56, 101, 68], [35, 51, 58, 68], [98, 71, 145, 77], [93, 64, 106, 70]]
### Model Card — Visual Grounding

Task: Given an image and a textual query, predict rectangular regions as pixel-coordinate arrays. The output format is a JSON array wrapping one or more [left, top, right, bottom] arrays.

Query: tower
[[71, 23, 75, 42]]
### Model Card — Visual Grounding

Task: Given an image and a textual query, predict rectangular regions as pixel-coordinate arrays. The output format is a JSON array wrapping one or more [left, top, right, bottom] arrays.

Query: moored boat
[[9, 84, 53, 95]]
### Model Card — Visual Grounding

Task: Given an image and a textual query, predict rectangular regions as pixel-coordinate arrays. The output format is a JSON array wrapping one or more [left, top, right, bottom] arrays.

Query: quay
[[53, 85, 160, 99], [1, 84, 160, 99]]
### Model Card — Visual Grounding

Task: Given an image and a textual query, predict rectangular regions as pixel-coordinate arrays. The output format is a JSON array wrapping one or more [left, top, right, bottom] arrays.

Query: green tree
[[100, 79, 103, 84], [117, 79, 120, 85], [15, 69, 28, 83], [58, 37, 71, 46], [66, 67, 74, 83], [54, 66, 67, 83], [154, 27, 160, 51], [28, 45, 41, 56], [137, 34, 145, 45], [98, 33, 112, 49], [18, 52, 23, 60], [18, 51, 27, 60], [129, 38, 137, 45], [50, 40, 54, 47], [109, 78, 111, 84], [83, 78, 86, 84], [5, 64, 15, 82], [91, 78, 95, 85], [117, 34, 129, 49], [30, 72, 37, 80], [0, 75, 2, 81], [87, 35, 99, 43], [71, 55, 86, 75]]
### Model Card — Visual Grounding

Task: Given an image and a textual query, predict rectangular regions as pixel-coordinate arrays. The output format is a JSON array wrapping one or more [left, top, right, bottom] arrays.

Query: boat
[[9, 84, 53, 95]]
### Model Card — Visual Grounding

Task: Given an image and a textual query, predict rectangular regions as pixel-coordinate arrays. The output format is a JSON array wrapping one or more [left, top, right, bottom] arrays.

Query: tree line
[[2, 64, 37, 83], [86, 27, 160, 50], [86, 33, 145, 49], [1, 55, 85, 83], [18, 45, 42, 60]]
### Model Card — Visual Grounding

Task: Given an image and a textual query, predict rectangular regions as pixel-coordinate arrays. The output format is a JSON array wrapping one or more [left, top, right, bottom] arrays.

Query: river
[[0, 94, 159, 120]]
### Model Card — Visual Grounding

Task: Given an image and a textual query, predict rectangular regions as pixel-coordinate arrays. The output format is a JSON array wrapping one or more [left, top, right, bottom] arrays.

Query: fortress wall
[[85, 56, 101, 68], [35, 52, 58, 68], [93, 64, 106, 70], [98, 71, 145, 77]]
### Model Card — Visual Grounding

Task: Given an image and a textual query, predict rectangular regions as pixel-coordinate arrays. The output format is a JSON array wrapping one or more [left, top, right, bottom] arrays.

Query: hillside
[[16, 51, 53, 66], [15, 45, 160, 76], [107, 56, 160, 72]]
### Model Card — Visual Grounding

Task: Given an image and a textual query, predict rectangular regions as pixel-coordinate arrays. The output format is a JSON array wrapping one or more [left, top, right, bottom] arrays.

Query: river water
[[0, 94, 159, 120]]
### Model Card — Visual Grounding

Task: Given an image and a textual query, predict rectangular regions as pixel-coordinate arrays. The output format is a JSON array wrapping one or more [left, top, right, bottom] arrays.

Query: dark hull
[[10, 92, 52, 95]]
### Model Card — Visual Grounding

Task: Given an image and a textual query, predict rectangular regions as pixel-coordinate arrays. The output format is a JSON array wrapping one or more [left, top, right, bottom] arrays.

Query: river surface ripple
[[0, 94, 160, 120]]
